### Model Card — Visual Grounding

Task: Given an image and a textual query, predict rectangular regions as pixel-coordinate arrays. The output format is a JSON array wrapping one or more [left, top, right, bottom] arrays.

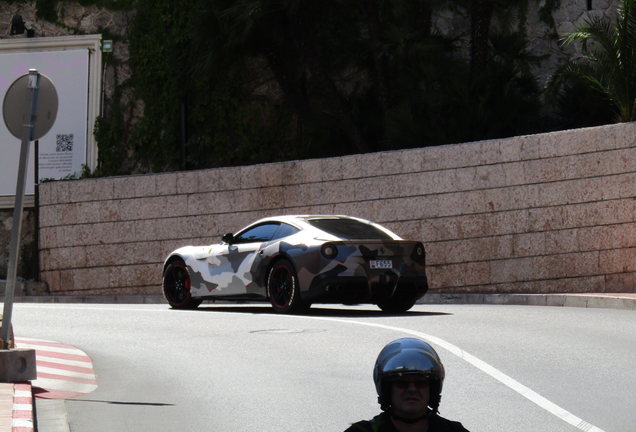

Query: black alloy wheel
[[266, 259, 306, 314], [162, 259, 202, 309]]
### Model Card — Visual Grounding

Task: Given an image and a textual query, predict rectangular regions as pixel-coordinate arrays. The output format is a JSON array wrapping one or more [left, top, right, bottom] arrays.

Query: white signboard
[[1, 49, 87, 195], [0, 35, 101, 207]]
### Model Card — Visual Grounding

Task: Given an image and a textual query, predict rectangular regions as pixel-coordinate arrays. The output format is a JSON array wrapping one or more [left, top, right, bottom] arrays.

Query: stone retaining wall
[[0, 209, 36, 280], [38, 123, 636, 296]]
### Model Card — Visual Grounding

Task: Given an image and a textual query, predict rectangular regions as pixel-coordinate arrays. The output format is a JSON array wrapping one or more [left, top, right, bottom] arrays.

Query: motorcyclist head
[[373, 338, 445, 421]]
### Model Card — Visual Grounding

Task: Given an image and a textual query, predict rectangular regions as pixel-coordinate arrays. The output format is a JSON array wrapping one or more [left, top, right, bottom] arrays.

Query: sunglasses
[[392, 379, 430, 390]]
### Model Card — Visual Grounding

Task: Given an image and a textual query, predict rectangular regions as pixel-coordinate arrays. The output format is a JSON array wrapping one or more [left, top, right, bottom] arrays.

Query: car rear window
[[307, 218, 393, 240]]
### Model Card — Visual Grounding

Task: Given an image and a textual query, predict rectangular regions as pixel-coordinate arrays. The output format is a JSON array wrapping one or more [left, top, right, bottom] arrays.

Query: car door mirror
[[222, 233, 234, 244]]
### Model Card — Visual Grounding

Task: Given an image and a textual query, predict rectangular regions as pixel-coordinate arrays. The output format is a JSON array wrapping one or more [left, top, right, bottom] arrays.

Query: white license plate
[[370, 260, 393, 269]]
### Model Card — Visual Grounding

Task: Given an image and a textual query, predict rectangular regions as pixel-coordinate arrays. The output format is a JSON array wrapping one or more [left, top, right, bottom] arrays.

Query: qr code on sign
[[56, 134, 74, 152]]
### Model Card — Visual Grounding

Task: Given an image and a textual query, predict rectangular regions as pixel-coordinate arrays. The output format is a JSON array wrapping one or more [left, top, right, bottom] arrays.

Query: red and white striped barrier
[[15, 338, 97, 399], [12, 383, 33, 432]]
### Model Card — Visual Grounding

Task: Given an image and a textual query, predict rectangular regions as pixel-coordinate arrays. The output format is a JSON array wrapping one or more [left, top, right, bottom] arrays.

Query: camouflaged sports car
[[162, 215, 428, 313]]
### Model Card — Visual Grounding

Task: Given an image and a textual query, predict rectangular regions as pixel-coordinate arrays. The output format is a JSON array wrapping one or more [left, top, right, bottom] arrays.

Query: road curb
[[418, 293, 636, 310], [10, 293, 636, 310]]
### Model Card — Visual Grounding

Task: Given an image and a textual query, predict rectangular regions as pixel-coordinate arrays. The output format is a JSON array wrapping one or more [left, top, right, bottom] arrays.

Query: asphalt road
[[12, 303, 636, 432]]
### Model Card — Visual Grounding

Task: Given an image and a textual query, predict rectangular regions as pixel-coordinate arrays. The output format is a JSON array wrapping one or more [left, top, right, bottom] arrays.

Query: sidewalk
[[2, 292, 634, 431], [420, 292, 636, 310]]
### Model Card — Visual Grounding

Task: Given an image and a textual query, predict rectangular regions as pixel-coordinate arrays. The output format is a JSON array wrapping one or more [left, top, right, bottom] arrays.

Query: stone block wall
[[37, 122, 636, 296], [0, 210, 36, 281]]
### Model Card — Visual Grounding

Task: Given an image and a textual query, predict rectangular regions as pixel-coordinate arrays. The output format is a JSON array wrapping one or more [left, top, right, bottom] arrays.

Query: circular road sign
[[3, 72, 58, 140]]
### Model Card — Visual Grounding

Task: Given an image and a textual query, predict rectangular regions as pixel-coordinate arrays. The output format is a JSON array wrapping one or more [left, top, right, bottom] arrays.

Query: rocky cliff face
[[430, 0, 619, 84], [0, 1, 622, 88]]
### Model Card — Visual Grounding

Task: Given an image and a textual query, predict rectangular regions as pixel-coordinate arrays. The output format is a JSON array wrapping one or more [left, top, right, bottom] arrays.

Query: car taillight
[[412, 242, 426, 263], [321, 243, 338, 259]]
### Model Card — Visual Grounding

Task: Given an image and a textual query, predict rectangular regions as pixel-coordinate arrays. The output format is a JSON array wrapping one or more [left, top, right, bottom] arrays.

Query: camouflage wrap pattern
[[163, 215, 428, 305]]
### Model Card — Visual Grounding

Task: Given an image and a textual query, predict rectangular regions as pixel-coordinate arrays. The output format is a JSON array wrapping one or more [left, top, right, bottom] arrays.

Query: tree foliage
[[127, 0, 285, 172], [550, 0, 636, 122], [94, 0, 569, 174]]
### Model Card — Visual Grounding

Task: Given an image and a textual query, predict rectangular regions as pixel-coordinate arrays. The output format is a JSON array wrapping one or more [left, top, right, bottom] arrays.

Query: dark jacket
[[344, 412, 470, 432]]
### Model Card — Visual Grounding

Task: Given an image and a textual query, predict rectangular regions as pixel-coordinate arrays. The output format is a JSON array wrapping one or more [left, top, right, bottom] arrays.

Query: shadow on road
[[195, 304, 451, 318], [66, 399, 175, 407]]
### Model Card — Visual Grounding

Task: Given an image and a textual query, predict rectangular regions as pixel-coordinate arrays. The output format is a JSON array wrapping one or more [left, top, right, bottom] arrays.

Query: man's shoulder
[[430, 414, 470, 432], [343, 414, 393, 432], [343, 420, 373, 432], [344, 413, 469, 432]]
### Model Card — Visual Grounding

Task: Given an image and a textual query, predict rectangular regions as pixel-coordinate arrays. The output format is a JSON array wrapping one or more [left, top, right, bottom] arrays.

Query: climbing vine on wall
[[126, 0, 295, 172], [23, 0, 611, 177]]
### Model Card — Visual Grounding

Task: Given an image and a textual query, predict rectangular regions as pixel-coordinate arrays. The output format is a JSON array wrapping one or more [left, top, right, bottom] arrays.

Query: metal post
[[1, 69, 40, 349], [34, 139, 40, 284]]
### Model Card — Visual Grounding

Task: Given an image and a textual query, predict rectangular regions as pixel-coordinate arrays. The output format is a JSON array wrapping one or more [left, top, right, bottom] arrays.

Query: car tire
[[267, 259, 307, 314], [377, 295, 417, 314], [162, 259, 202, 310]]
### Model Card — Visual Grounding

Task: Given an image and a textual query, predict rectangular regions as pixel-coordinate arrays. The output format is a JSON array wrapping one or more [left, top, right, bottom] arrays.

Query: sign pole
[[0, 69, 39, 348], [34, 139, 40, 284]]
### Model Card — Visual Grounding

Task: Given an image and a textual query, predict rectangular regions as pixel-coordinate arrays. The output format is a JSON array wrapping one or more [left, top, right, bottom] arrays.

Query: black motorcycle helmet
[[373, 338, 445, 414]]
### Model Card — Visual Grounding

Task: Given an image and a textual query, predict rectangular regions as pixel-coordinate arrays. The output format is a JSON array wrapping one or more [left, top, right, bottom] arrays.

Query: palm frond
[[555, 0, 636, 121]]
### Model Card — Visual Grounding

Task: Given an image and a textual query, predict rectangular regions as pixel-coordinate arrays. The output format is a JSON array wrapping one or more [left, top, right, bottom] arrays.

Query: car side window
[[233, 223, 280, 244], [271, 223, 300, 241]]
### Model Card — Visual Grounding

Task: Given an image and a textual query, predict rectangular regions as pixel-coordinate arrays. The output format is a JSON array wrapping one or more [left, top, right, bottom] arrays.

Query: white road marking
[[284, 314, 608, 432], [13, 419, 34, 429], [16, 304, 607, 431]]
